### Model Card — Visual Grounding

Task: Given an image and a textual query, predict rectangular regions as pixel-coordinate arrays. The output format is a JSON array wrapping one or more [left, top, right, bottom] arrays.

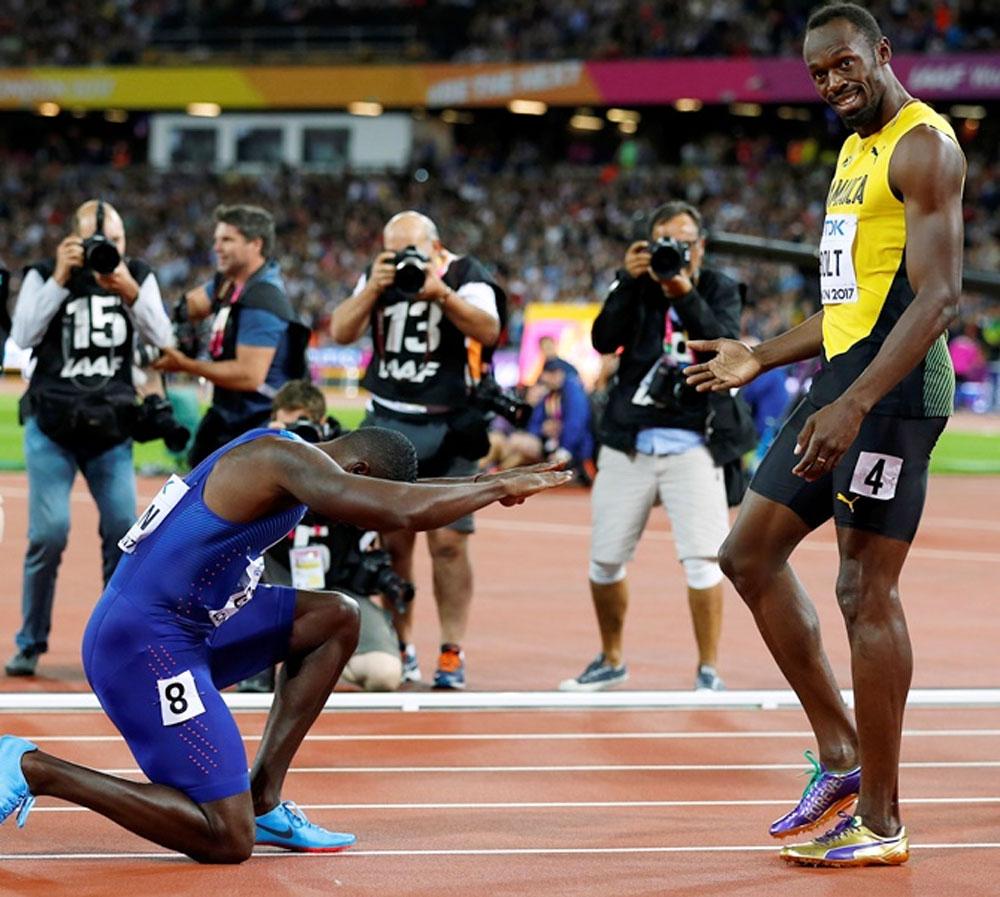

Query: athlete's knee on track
[[194, 805, 256, 864]]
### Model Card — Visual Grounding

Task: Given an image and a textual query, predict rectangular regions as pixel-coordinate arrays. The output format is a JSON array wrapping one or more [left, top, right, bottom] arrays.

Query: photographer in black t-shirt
[[329, 210, 505, 691]]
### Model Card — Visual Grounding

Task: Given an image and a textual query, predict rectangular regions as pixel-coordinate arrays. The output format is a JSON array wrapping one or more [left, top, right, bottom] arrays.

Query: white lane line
[[90, 760, 1000, 775], [474, 518, 1000, 564], [1, 843, 999, 860], [30, 796, 1000, 813], [27, 727, 1000, 744]]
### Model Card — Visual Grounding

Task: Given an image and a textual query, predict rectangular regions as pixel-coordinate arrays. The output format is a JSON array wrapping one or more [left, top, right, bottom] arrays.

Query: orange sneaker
[[433, 644, 465, 690]]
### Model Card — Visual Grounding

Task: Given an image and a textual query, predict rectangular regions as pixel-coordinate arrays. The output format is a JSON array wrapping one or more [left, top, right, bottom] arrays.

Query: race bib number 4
[[119, 475, 190, 554], [849, 451, 903, 500], [819, 214, 859, 305], [157, 669, 206, 726]]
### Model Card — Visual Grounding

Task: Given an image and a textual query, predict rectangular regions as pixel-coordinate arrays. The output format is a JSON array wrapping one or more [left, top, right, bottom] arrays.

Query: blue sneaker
[[0, 735, 38, 829], [432, 644, 466, 690], [400, 644, 422, 684], [558, 654, 629, 692], [255, 800, 356, 852]]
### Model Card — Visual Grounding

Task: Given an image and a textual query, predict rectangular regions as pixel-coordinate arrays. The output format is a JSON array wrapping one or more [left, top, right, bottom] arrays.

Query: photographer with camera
[[7, 199, 173, 677], [153, 204, 310, 467], [559, 200, 753, 693], [329, 211, 505, 690], [238, 380, 406, 693]]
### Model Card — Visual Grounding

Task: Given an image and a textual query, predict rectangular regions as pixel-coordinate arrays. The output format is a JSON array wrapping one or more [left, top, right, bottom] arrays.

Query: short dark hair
[[344, 427, 419, 484], [272, 380, 326, 423], [806, 3, 883, 47], [214, 204, 275, 256], [649, 201, 703, 237]]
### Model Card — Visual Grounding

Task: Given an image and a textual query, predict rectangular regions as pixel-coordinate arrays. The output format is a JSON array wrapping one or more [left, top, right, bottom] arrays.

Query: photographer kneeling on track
[[237, 380, 410, 694], [330, 211, 520, 690], [8, 199, 174, 677], [559, 200, 756, 693]]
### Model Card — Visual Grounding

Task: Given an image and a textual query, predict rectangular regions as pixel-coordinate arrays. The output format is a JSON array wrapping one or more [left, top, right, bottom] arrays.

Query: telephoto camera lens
[[83, 237, 122, 275], [392, 246, 428, 295]]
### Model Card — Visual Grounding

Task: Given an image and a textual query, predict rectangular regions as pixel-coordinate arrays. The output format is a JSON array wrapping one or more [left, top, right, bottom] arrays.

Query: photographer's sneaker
[[694, 664, 725, 691], [400, 644, 422, 684], [255, 800, 355, 853], [769, 750, 861, 839], [5, 650, 38, 678], [558, 654, 629, 692], [780, 814, 909, 867], [0, 736, 38, 829], [432, 644, 466, 690]]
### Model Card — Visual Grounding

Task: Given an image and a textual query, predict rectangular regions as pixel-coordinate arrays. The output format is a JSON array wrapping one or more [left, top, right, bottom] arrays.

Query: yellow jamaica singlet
[[811, 100, 957, 418]]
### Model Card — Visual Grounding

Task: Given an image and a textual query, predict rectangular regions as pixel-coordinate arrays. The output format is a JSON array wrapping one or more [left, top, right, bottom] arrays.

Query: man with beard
[[684, 2, 965, 868]]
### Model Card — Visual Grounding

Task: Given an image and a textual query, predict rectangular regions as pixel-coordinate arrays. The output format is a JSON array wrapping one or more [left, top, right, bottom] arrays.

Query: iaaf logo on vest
[[60, 356, 125, 378]]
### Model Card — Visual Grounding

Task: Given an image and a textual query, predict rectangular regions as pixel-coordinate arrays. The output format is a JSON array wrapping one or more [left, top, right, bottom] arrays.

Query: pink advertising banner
[[588, 53, 1000, 104]]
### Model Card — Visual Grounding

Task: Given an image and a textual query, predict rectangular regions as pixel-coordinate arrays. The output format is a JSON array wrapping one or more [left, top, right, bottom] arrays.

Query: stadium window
[[168, 127, 218, 166], [235, 127, 285, 165], [302, 128, 350, 169]]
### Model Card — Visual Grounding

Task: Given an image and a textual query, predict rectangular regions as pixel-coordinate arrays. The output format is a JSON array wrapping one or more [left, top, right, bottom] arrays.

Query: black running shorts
[[750, 397, 947, 543]]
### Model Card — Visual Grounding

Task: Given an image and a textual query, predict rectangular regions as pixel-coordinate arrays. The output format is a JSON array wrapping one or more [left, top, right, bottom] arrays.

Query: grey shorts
[[590, 444, 730, 564], [362, 409, 477, 534]]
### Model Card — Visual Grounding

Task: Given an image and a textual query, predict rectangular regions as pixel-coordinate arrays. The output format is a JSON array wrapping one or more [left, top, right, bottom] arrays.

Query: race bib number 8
[[819, 214, 859, 305], [157, 669, 206, 726], [849, 451, 903, 500]]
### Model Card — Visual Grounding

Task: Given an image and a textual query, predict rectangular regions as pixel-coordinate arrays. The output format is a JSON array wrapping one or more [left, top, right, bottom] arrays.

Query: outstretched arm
[[684, 311, 825, 393], [204, 437, 573, 531]]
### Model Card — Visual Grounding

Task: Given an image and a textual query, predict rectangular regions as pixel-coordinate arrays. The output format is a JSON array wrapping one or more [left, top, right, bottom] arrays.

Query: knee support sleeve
[[589, 559, 626, 585], [682, 557, 724, 590]]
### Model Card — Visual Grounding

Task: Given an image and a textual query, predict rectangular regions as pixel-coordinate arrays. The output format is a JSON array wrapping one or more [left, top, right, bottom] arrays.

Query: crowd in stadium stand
[[0, 0, 996, 66], [1, 128, 997, 368]]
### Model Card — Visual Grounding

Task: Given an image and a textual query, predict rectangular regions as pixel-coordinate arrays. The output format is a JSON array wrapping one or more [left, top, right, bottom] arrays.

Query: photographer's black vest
[[361, 255, 505, 409], [25, 259, 149, 408], [209, 261, 310, 419]]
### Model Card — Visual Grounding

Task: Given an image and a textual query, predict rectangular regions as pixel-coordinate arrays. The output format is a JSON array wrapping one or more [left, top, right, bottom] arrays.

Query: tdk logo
[[824, 219, 847, 236]]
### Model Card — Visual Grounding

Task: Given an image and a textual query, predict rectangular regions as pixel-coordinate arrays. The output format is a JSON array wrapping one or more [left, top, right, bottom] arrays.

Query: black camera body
[[470, 373, 532, 429], [285, 415, 342, 444], [82, 201, 121, 275], [130, 394, 191, 453], [171, 297, 202, 358], [324, 525, 415, 614], [392, 245, 429, 296], [648, 237, 691, 282], [646, 357, 700, 412]]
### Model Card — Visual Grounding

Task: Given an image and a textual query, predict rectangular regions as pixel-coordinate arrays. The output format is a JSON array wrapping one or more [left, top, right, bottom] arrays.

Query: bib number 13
[[157, 669, 206, 726]]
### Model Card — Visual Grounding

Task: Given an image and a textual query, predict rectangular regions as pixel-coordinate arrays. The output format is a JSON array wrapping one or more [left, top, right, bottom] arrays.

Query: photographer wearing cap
[[154, 204, 310, 467], [329, 210, 504, 690], [238, 380, 406, 694], [559, 200, 754, 693], [8, 199, 172, 677]]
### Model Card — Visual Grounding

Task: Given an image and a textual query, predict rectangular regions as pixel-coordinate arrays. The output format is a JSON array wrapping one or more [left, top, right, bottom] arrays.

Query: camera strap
[[208, 282, 243, 358]]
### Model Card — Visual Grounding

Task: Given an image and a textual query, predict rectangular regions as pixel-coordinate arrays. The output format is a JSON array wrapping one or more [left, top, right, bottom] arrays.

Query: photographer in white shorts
[[559, 201, 751, 692]]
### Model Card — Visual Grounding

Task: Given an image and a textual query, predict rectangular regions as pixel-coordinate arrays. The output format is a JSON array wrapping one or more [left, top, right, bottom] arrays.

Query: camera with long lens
[[647, 237, 692, 282], [284, 415, 342, 444], [325, 525, 415, 615], [129, 394, 191, 453], [470, 373, 532, 428], [171, 296, 202, 358], [646, 357, 701, 412], [392, 245, 429, 296], [82, 200, 121, 275]]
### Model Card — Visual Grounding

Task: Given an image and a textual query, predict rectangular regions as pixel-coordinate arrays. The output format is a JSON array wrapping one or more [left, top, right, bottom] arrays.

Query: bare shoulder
[[890, 124, 966, 202], [205, 434, 329, 520]]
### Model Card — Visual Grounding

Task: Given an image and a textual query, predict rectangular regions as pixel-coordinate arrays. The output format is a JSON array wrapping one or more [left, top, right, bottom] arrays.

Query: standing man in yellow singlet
[[684, 2, 965, 869]]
